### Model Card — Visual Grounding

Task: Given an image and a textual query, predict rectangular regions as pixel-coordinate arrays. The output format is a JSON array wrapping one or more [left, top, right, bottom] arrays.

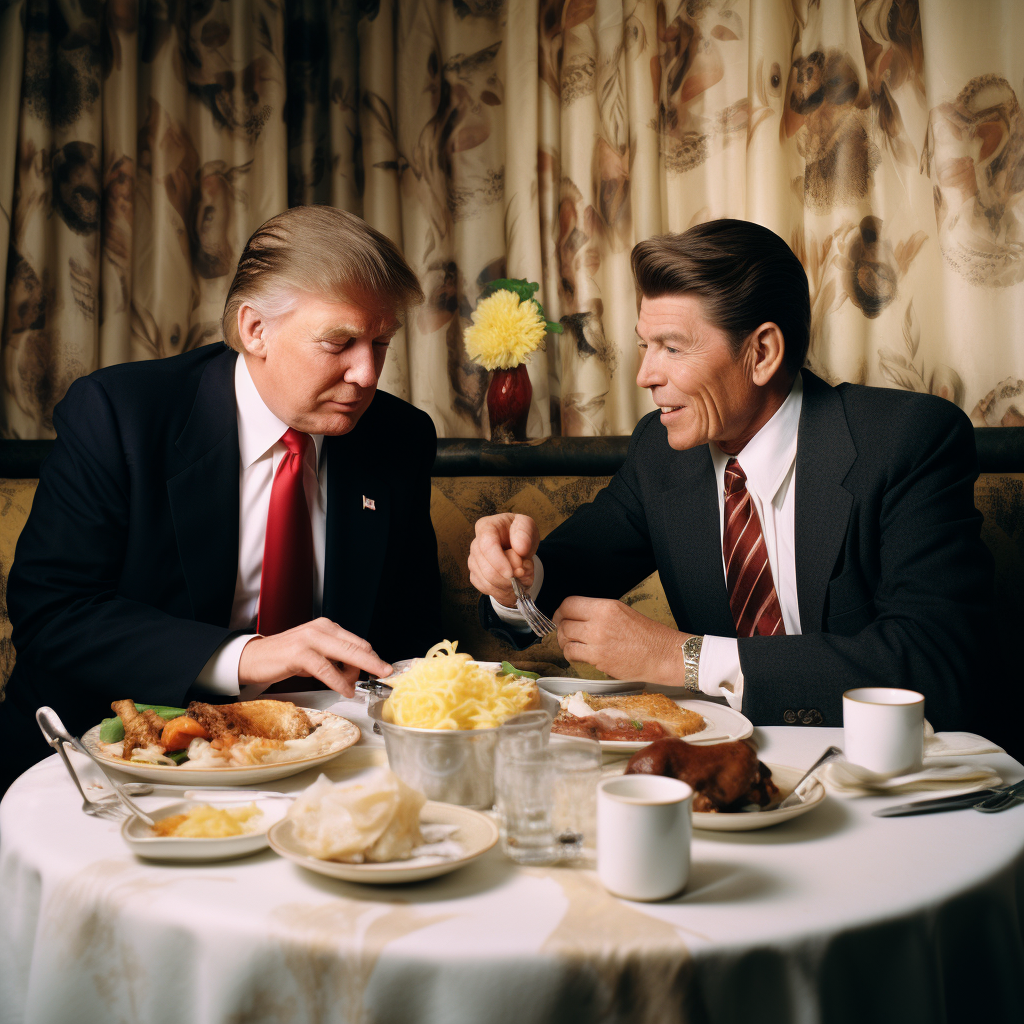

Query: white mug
[[596, 775, 692, 901], [843, 687, 925, 776]]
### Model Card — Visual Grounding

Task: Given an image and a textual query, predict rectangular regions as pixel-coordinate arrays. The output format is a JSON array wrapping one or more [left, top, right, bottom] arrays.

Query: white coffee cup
[[596, 775, 692, 901], [843, 687, 925, 776]]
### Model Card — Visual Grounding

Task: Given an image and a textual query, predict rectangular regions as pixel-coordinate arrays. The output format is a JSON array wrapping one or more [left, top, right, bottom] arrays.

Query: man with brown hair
[[471, 219, 993, 730], [2, 206, 441, 788]]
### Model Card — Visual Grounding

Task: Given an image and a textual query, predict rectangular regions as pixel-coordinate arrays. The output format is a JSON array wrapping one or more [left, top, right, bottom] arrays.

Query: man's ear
[[237, 304, 268, 358], [749, 322, 786, 386]]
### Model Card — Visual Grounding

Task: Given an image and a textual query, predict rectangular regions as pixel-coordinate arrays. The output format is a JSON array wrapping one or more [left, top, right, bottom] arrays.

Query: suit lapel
[[657, 447, 736, 637], [794, 370, 857, 632], [322, 417, 391, 639], [166, 349, 240, 627]]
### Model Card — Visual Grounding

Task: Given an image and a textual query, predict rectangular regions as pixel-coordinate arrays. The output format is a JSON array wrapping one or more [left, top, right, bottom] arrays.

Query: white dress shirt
[[194, 356, 327, 698], [492, 376, 804, 710]]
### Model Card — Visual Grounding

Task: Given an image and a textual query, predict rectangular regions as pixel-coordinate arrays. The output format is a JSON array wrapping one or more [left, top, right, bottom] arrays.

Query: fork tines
[[510, 576, 556, 638]]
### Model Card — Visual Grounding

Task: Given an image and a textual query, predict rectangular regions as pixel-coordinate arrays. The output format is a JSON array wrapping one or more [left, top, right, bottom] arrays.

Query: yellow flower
[[464, 289, 547, 370]]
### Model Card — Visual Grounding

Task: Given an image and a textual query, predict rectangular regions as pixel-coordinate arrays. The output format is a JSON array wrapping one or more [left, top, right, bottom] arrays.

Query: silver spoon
[[778, 745, 843, 809]]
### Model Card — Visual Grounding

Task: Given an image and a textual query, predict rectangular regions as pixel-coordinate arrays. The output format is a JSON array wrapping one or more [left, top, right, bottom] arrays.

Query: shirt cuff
[[697, 635, 745, 709], [193, 633, 256, 697], [489, 556, 545, 626]]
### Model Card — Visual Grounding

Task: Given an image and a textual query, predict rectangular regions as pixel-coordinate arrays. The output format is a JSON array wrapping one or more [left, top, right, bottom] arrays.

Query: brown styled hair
[[630, 220, 811, 377], [221, 206, 424, 351]]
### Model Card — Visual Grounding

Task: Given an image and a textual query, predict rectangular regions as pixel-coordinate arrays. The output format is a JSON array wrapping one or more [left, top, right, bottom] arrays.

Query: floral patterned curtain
[[2, 0, 1022, 440]]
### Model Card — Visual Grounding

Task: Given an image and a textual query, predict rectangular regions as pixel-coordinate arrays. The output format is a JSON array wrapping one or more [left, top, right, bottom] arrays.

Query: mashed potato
[[381, 640, 539, 729], [152, 803, 262, 838]]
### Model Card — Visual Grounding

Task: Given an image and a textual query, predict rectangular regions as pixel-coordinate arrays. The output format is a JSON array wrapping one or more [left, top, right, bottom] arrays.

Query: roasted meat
[[554, 712, 668, 742], [186, 700, 314, 742], [551, 692, 705, 741], [625, 738, 780, 812], [111, 699, 167, 760]]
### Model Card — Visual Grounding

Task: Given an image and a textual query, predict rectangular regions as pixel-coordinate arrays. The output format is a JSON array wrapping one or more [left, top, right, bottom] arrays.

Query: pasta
[[381, 640, 539, 730]]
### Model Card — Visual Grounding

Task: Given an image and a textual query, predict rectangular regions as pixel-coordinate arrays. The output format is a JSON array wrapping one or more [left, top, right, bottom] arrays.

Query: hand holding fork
[[469, 513, 553, 636]]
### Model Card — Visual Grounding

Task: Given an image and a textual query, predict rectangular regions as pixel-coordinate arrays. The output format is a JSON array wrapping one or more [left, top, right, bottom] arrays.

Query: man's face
[[635, 293, 762, 452], [245, 291, 400, 436]]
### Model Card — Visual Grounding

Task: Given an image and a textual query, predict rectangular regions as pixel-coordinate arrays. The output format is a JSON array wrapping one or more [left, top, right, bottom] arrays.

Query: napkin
[[821, 723, 1004, 796]]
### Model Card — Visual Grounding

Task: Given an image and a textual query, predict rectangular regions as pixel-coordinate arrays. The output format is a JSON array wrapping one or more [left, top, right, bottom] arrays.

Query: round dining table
[[1, 694, 1022, 1024]]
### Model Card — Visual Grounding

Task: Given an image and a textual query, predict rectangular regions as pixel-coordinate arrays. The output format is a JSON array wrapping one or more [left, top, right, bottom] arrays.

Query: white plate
[[83, 708, 360, 785], [268, 801, 499, 884], [692, 763, 826, 831], [537, 677, 647, 696], [549, 698, 753, 752], [121, 798, 290, 861]]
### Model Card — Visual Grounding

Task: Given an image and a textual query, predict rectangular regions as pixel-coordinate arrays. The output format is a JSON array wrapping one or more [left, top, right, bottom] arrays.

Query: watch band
[[681, 634, 703, 691]]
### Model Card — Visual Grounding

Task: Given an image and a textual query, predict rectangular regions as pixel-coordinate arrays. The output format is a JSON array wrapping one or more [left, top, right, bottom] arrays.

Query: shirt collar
[[234, 355, 324, 470], [709, 373, 803, 505]]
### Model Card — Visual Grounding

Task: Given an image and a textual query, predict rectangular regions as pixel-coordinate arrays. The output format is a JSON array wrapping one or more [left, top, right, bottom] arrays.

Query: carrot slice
[[160, 716, 210, 751]]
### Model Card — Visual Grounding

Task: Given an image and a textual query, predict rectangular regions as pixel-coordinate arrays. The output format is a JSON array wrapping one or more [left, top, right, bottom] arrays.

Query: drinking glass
[[497, 738, 602, 865], [494, 710, 551, 836]]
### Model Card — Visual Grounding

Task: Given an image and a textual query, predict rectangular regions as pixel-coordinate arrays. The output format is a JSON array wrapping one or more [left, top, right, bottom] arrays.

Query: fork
[[974, 778, 1024, 813], [35, 706, 155, 824], [36, 707, 126, 821], [510, 576, 557, 638]]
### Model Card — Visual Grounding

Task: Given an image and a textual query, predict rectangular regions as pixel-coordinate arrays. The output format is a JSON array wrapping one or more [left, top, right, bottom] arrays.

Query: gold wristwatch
[[681, 634, 703, 691]]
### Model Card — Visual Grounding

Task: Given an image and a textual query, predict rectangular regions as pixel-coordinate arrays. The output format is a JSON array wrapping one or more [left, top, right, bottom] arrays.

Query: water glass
[[497, 739, 602, 865], [494, 710, 551, 834]]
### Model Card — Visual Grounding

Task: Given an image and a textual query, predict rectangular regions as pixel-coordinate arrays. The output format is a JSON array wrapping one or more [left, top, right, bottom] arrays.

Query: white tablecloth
[[2, 695, 1022, 1024]]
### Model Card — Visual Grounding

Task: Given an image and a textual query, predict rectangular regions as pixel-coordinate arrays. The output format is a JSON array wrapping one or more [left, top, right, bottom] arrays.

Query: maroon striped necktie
[[257, 428, 315, 636], [722, 458, 786, 638]]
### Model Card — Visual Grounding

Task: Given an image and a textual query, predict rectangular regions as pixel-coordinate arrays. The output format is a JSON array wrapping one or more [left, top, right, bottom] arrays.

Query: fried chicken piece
[[582, 693, 705, 737], [186, 700, 313, 742], [626, 738, 778, 812], [111, 700, 167, 760]]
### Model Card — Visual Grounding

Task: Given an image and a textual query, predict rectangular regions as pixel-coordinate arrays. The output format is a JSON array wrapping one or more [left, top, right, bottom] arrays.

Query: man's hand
[[553, 596, 693, 686], [238, 618, 391, 698], [468, 513, 540, 608]]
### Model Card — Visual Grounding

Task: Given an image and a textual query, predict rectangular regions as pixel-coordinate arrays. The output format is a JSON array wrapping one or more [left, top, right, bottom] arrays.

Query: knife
[[873, 788, 1000, 817]]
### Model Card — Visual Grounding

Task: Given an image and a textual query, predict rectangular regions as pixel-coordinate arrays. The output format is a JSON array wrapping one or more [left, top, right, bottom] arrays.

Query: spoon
[[778, 745, 843, 809]]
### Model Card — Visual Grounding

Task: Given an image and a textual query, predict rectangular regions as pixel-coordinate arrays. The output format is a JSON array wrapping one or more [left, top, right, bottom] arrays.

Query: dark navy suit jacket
[[486, 370, 994, 731], [2, 344, 442, 786]]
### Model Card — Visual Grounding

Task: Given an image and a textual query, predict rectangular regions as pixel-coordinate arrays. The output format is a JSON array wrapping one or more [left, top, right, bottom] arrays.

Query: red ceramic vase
[[487, 364, 532, 443]]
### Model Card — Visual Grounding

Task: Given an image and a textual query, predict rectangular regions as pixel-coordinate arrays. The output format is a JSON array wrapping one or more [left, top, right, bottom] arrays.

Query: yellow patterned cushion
[[0, 480, 38, 697]]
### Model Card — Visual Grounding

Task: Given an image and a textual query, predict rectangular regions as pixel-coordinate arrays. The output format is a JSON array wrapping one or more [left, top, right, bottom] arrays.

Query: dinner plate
[[537, 677, 647, 696], [121, 798, 290, 861], [549, 699, 754, 753], [83, 708, 360, 785], [267, 801, 499, 884], [691, 763, 826, 831]]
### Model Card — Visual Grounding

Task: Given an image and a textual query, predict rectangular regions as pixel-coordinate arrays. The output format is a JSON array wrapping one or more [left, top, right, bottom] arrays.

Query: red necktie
[[257, 428, 314, 636], [722, 458, 786, 638]]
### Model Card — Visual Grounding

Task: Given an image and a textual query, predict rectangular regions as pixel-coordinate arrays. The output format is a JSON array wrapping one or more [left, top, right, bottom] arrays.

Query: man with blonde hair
[[2, 206, 441, 789]]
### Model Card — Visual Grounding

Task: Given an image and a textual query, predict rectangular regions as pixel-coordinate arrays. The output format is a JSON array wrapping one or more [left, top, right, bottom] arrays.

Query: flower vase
[[487, 364, 532, 443]]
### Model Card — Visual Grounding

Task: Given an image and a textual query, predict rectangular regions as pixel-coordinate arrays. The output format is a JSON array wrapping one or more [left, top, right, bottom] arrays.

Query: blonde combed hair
[[221, 206, 424, 351]]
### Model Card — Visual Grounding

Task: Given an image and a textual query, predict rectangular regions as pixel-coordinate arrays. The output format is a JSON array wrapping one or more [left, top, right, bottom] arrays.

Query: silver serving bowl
[[367, 699, 500, 809]]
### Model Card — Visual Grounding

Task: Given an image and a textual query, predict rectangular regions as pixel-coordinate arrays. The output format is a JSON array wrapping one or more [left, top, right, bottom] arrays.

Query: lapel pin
[[362, 495, 376, 511]]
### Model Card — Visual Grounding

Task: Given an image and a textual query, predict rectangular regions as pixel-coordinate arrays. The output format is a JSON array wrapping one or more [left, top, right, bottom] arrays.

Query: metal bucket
[[368, 699, 500, 809]]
